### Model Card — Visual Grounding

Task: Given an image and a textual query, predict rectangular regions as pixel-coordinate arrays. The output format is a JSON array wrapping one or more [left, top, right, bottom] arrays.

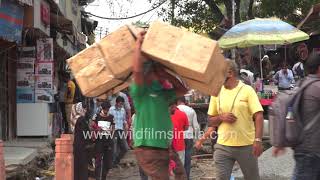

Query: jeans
[[113, 130, 129, 165], [184, 139, 193, 180], [95, 139, 113, 180], [293, 152, 320, 180]]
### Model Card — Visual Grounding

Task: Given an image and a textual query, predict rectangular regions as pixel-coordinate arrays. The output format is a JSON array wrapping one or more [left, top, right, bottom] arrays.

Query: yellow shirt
[[208, 81, 263, 146], [65, 80, 76, 104]]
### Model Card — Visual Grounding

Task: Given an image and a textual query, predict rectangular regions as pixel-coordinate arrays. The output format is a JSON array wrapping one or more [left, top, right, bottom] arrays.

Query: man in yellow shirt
[[208, 60, 264, 180]]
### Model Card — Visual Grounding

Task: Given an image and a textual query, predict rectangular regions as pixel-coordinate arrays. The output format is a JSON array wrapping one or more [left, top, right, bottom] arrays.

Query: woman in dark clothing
[[91, 101, 115, 180], [73, 102, 91, 180]]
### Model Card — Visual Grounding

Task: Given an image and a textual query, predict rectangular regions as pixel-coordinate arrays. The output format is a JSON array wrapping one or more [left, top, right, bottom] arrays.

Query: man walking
[[208, 60, 264, 180], [130, 32, 188, 179], [273, 63, 294, 91], [273, 53, 320, 180], [170, 102, 189, 165], [109, 96, 128, 166], [176, 97, 200, 179]]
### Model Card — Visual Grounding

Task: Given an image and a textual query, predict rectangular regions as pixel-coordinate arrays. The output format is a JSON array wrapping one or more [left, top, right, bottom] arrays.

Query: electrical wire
[[82, 0, 167, 20], [137, 0, 157, 22]]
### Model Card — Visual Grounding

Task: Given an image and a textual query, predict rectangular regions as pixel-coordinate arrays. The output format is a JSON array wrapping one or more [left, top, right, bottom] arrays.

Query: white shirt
[[177, 104, 200, 139], [292, 62, 304, 75], [108, 106, 126, 130], [109, 92, 131, 111]]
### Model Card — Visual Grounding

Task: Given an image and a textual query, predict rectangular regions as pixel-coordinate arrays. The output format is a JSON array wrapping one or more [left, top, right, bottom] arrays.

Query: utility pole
[[231, 0, 236, 60], [99, 27, 102, 40], [171, 0, 175, 24]]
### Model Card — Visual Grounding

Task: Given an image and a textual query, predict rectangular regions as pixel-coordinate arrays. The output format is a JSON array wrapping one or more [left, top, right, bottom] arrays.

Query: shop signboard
[[0, 0, 24, 43], [35, 76, 53, 90], [35, 89, 53, 103], [36, 62, 54, 76], [37, 38, 53, 62], [16, 88, 35, 103]]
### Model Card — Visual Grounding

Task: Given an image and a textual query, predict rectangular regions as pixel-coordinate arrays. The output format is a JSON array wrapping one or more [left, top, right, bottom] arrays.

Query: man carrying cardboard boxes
[[130, 31, 188, 179]]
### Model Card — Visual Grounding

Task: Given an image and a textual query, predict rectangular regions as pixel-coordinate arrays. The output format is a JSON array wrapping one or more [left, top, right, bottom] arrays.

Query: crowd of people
[[58, 31, 320, 180]]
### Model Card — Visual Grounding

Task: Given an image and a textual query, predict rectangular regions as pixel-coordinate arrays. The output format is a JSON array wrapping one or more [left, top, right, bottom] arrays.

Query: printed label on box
[[16, 88, 35, 103], [36, 62, 53, 76], [35, 89, 53, 103], [35, 76, 53, 89]]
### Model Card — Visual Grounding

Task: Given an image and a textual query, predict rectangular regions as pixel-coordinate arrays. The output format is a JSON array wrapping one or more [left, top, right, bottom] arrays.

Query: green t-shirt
[[130, 80, 176, 149]]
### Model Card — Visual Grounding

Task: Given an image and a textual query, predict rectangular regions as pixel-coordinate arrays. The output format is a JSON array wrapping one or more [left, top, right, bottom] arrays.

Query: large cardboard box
[[67, 26, 139, 97], [142, 21, 226, 84]]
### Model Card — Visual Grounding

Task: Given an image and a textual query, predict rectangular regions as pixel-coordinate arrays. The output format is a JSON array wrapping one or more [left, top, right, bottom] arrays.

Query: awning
[[50, 13, 73, 34], [297, 3, 320, 34]]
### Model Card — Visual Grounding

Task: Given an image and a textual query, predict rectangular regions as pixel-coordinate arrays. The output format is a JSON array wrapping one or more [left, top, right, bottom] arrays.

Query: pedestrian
[[273, 53, 320, 180], [130, 31, 188, 179], [109, 91, 133, 148], [208, 60, 264, 180], [73, 102, 91, 180], [132, 113, 149, 180], [273, 63, 294, 90], [292, 60, 304, 79], [170, 102, 189, 165], [109, 96, 129, 166], [92, 101, 115, 180], [176, 96, 199, 179]]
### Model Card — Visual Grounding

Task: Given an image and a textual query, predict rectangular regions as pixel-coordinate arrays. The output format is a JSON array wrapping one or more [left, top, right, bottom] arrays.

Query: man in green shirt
[[130, 32, 188, 179]]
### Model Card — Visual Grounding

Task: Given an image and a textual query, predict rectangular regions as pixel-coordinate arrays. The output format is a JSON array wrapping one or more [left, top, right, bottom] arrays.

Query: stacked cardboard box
[[142, 21, 228, 96], [67, 26, 139, 97], [68, 22, 227, 97]]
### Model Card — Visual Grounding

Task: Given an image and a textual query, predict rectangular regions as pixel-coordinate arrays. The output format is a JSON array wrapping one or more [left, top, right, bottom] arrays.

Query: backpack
[[269, 78, 320, 147]]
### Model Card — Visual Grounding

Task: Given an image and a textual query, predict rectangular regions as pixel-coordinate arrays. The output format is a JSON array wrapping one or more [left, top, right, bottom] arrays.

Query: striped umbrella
[[218, 18, 309, 79], [218, 18, 309, 49]]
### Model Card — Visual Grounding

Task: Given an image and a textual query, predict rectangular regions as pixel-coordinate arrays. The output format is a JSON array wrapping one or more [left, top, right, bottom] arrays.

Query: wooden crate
[[67, 26, 139, 97], [142, 21, 225, 84]]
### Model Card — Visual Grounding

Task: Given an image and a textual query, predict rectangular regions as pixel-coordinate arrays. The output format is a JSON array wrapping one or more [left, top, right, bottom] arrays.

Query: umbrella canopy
[[218, 18, 309, 49]]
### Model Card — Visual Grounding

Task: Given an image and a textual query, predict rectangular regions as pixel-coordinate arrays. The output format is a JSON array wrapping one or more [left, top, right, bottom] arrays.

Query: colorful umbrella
[[218, 18, 309, 49], [218, 18, 309, 79]]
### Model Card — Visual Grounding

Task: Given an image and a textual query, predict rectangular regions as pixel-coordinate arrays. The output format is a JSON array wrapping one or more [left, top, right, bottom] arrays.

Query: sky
[[85, 0, 168, 41]]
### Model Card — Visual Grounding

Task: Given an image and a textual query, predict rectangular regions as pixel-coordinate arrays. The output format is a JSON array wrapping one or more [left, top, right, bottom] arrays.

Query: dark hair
[[101, 101, 111, 110], [116, 96, 125, 103], [176, 96, 186, 104], [305, 53, 320, 74]]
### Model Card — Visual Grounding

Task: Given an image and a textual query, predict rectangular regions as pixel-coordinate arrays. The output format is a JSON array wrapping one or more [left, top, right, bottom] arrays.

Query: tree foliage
[[156, 0, 320, 34]]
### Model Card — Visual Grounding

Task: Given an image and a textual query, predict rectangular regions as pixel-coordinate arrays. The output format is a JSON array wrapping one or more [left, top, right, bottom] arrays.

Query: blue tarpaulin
[[0, 0, 24, 43]]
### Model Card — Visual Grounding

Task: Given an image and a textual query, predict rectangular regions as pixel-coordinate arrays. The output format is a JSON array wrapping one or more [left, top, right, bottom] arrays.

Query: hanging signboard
[[17, 58, 35, 74], [19, 47, 36, 58], [35, 89, 54, 103], [17, 72, 35, 88], [16, 88, 35, 103], [37, 38, 54, 62], [35, 76, 53, 90], [36, 62, 54, 76], [0, 0, 24, 43]]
